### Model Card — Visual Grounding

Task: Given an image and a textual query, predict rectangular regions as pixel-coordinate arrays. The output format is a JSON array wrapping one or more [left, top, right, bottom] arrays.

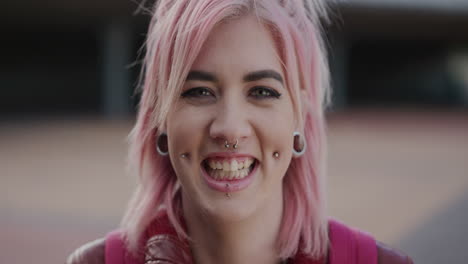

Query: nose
[[209, 97, 252, 148]]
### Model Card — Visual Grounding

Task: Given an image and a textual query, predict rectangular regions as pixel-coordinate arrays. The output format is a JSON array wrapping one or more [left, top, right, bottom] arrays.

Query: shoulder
[[376, 241, 414, 264], [327, 219, 413, 264], [66, 238, 105, 264]]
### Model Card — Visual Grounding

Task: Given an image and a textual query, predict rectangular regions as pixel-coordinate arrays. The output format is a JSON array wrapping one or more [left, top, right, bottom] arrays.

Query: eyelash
[[250, 86, 282, 99], [181, 87, 214, 98], [181, 87, 282, 100]]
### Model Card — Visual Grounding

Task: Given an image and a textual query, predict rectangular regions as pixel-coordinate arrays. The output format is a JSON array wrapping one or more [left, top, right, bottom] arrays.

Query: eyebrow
[[185, 69, 284, 84], [186, 71, 219, 83], [243, 70, 283, 84]]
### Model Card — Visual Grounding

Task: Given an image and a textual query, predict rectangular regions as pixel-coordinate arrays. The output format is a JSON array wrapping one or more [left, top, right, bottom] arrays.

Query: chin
[[202, 195, 261, 223], [182, 179, 264, 224], [181, 160, 280, 224]]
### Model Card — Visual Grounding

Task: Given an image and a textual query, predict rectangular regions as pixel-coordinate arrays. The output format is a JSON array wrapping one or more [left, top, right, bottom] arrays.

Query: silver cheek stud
[[180, 153, 187, 158], [273, 152, 280, 158]]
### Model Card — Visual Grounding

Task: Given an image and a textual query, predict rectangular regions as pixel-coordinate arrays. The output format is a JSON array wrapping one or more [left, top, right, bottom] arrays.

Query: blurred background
[[1, 0, 467, 263]]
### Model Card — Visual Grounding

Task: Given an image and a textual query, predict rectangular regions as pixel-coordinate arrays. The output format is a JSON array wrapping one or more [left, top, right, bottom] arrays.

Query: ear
[[160, 119, 168, 134]]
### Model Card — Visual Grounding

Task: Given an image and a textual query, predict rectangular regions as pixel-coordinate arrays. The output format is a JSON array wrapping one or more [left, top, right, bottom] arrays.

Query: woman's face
[[166, 16, 297, 221]]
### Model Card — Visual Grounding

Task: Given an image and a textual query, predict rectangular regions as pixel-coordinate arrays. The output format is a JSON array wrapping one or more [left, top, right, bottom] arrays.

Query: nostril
[[208, 117, 253, 147]]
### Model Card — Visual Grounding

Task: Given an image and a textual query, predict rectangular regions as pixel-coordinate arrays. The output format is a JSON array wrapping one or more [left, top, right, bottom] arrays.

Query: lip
[[200, 152, 259, 193], [203, 152, 257, 160]]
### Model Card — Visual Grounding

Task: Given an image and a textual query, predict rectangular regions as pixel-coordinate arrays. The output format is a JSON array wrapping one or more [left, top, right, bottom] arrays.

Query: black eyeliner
[[181, 87, 214, 98], [251, 86, 282, 99]]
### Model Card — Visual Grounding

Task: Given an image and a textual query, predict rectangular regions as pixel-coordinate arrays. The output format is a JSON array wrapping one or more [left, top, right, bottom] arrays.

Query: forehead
[[190, 15, 283, 78]]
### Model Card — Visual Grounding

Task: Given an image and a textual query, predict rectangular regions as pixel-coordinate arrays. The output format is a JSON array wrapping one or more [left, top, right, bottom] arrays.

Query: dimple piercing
[[273, 152, 280, 158]]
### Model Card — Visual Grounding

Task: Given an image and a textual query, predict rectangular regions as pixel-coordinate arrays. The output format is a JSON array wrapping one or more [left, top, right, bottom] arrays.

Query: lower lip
[[201, 162, 258, 193]]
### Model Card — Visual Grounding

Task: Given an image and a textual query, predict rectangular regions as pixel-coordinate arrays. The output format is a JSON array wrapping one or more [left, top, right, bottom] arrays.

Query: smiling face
[[166, 15, 297, 222]]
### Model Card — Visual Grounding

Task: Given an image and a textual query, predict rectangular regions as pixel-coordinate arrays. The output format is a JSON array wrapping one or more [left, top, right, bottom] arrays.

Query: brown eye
[[249, 86, 282, 99], [181, 87, 214, 98]]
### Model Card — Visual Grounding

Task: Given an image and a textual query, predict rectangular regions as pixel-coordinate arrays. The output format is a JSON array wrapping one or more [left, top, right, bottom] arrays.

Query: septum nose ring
[[224, 139, 238, 149]]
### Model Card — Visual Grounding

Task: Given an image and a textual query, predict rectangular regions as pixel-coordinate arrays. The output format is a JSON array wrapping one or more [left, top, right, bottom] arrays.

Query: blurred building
[[1, 0, 467, 117], [330, 0, 468, 108]]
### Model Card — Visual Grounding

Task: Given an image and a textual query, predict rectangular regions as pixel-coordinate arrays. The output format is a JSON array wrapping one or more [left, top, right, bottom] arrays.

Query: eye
[[181, 87, 215, 98], [249, 86, 282, 99]]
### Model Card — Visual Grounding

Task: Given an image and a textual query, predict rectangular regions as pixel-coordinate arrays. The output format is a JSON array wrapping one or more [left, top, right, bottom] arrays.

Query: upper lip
[[202, 152, 258, 161]]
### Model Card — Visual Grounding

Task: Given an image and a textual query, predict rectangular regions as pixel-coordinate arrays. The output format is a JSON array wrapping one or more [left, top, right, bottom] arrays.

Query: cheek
[[166, 110, 202, 144], [166, 107, 209, 153], [255, 105, 295, 178], [165, 108, 211, 191], [258, 103, 295, 151]]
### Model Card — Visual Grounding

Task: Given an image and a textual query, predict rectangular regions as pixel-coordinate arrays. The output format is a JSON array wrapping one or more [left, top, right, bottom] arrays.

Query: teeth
[[205, 157, 255, 180], [209, 168, 250, 180], [223, 161, 230, 171], [205, 157, 256, 181], [231, 160, 238, 171], [207, 158, 254, 172]]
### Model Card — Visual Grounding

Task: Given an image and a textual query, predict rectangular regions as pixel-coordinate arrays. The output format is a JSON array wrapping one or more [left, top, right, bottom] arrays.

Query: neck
[[183, 190, 284, 264]]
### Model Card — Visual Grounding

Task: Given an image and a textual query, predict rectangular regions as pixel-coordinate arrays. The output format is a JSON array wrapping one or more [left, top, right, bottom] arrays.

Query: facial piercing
[[225, 183, 231, 198], [180, 153, 187, 158], [273, 152, 280, 158], [224, 139, 239, 149], [292, 131, 307, 156], [156, 133, 169, 156]]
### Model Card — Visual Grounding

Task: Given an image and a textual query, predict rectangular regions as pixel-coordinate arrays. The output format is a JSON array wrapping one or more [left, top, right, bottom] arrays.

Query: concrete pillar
[[101, 19, 132, 118], [447, 48, 468, 107]]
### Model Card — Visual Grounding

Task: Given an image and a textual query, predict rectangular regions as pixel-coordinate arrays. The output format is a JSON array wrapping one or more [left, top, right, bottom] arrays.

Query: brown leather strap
[[66, 238, 105, 264]]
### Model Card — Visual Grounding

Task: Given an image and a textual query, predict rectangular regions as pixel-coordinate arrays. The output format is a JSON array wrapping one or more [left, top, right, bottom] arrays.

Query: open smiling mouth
[[202, 158, 257, 180], [201, 157, 259, 193]]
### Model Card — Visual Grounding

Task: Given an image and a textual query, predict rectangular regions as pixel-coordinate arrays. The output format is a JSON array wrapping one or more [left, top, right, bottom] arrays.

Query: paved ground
[[1, 109, 467, 263]]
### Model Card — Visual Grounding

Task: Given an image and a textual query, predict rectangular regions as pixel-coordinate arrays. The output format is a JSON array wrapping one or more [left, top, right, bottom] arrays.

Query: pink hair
[[122, 0, 331, 260]]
